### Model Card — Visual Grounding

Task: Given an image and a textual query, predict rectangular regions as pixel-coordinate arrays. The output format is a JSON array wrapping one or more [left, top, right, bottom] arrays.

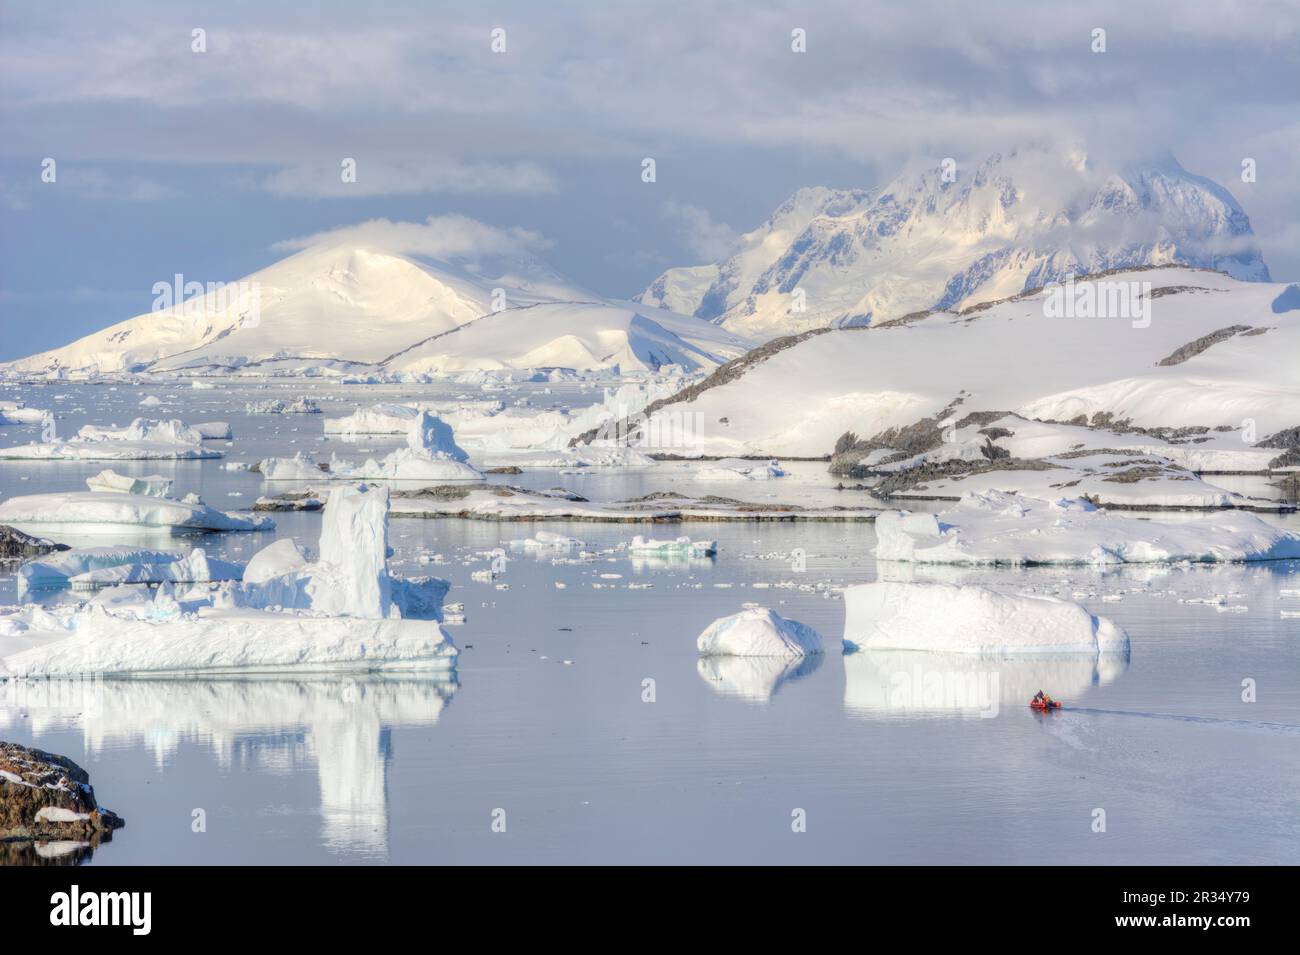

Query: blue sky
[[2, 0, 1298, 360]]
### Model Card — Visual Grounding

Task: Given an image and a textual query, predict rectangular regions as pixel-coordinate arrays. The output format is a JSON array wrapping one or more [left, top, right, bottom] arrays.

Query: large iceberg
[[843, 581, 1130, 656], [874, 490, 1300, 565], [697, 606, 824, 657]]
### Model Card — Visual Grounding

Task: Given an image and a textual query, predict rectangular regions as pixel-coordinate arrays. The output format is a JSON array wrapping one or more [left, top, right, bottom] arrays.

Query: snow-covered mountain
[[639, 146, 1271, 340], [2, 242, 751, 377], [629, 267, 1300, 458]]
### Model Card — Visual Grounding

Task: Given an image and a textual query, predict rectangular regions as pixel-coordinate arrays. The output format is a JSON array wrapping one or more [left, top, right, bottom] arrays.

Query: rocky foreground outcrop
[[0, 524, 68, 561], [0, 740, 124, 864]]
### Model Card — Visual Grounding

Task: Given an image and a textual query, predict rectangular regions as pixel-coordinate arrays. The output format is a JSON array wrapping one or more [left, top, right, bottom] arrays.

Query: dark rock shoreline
[[0, 740, 125, 865]]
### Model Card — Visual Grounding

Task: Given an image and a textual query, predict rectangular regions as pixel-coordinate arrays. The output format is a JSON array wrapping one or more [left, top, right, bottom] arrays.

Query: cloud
[[262, 158, 555, 198], [661, 201, 738, 261], [271, 213, 552, 259]]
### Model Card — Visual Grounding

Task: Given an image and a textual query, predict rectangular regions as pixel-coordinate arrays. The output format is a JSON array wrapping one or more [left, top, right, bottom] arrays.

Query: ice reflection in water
[[0, 674, 457, 857]]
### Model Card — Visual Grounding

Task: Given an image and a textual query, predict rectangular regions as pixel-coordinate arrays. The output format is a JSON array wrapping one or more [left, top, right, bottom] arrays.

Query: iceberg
[[0, 491, 274, 534], [0, 418, 219, 461], [324, 403, 421, 435], [696, 606, 824, 657], [843, 581, 1130, 656], [18, 546, 242, 592], [874, 490, 1300, 565], [0, 609, 456, 678], [628, 534, 717, 557], [696, 459, 787, 481], [84, 469, 173, 498], [261, 412, 480, 482], [246, 397, 321, 414], [0, 404, 47, 425]]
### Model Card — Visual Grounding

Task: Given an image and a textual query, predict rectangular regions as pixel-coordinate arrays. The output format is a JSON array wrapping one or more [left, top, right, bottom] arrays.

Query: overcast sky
[[2, 0, 1298, 359]]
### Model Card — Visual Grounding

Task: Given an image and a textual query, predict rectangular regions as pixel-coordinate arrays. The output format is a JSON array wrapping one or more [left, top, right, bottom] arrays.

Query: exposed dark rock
[[0, 525, 68, 561], [1257, 426, 1300, 450], [253, 492, 325, 512], [1155, 325, 1252, 366], [484, 466, 524, 474], [0, 741, 124, 863], [869, 457, 1055, 497]]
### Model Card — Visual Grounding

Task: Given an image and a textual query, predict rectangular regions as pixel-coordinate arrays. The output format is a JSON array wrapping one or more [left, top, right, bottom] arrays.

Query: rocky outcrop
[[0, 525, 68, 561], [0, 740, 124, 862]]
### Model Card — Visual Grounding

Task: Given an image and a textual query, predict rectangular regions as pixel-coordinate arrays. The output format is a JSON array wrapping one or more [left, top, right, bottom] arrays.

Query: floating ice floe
[[843, 580, 1130, 656], [324, 402, 421, 434], [508, 530, 585, 550], [0, 488, 273, 535], [261, 411, 482, 482], [695, 459, 787, 481], [84, 469, 173, 498], [0, 402, 48, 426], [0, 484, 456, 676], [629, 535, 718, 557], [18, 546, 243, 593], [697, 606, 824, 657], [194, 421, 233, 439], [246, 397, 321, 414], [874, 490, 1300, 565], [0, 418, 219, 461]]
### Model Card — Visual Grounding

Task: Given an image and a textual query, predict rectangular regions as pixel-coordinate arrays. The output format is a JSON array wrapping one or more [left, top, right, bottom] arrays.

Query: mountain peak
[[638, 147, 1269, 339]]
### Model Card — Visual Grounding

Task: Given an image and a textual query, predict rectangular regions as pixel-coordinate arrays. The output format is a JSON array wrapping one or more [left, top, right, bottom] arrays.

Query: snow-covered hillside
[[628, 267, 1300, 459], [384, 301, 749, 375], [639, 147, 1271, 340], [2, 242, 749, 378]]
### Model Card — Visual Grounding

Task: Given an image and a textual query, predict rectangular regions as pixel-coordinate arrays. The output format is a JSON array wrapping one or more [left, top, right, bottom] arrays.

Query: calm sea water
[[2, 381, 1297, 864]]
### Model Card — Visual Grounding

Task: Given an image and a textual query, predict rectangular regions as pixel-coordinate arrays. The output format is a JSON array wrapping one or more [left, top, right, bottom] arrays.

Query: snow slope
[[635, 267, 1300, 458], [640, 147, 1270, 339], [2, 241, 749, 377], [384, 301, 749, 375]]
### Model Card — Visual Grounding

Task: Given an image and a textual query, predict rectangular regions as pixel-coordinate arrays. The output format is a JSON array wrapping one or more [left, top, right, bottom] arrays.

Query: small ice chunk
[[697, 606, 823, 658], [84, 468, 173, 498]]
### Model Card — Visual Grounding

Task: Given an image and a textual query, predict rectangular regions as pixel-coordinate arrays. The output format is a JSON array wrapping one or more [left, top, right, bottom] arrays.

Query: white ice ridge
[[697, 606, 824, 657], [873, 490, 1300, 565], [0, 417, 219, 460], [0, 610, 457, 678], [843, 581, 1130, 656]]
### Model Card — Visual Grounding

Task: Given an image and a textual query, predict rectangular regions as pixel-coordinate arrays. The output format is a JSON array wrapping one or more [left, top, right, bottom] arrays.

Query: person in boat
[[1032, 690, 1056, 708]]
